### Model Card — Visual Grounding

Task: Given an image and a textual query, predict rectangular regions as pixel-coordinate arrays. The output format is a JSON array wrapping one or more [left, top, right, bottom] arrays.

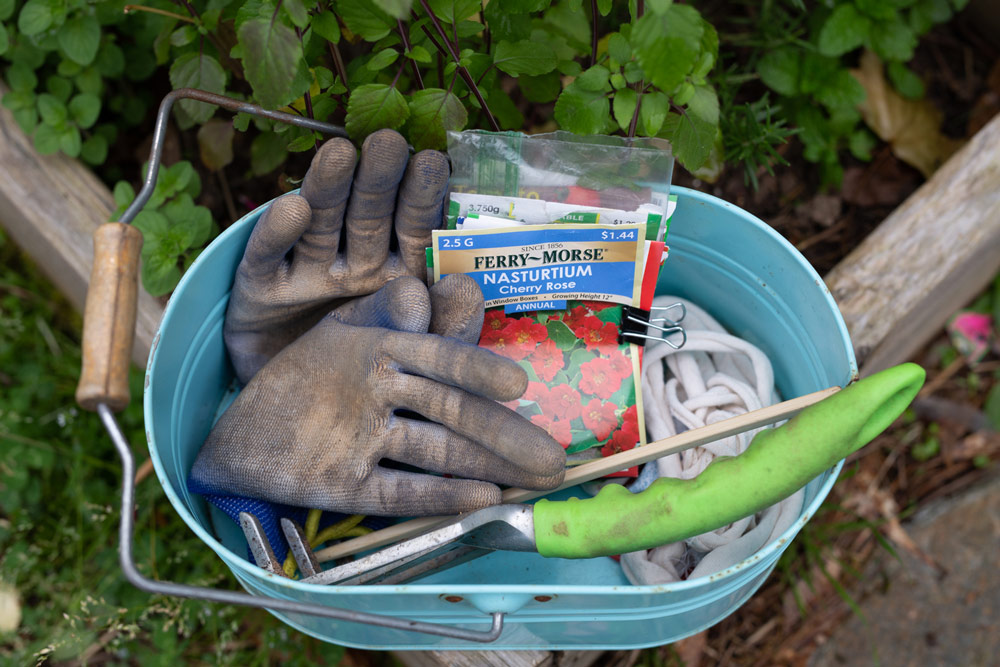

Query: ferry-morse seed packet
[[431, 224, 665, 474]]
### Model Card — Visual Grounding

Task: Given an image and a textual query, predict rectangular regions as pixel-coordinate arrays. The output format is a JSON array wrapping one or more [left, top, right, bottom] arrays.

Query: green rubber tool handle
[[533, 362, 925, 559]]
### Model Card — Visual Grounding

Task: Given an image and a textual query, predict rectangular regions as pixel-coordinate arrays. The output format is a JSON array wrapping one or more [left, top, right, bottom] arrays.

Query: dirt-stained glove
[[225, 129, 449, 384], [191, 277, 567, 516]]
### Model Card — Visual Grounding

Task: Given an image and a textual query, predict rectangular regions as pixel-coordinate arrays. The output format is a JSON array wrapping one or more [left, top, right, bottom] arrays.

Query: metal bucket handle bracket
[[76, 88, 505, 644]]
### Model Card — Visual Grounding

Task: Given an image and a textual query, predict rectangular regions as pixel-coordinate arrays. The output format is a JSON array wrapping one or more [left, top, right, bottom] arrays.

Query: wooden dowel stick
[[314, 385, 840, 564]]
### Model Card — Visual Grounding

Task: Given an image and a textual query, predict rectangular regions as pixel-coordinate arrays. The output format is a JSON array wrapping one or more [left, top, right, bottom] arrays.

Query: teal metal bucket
[[144, 186, 857, 650]]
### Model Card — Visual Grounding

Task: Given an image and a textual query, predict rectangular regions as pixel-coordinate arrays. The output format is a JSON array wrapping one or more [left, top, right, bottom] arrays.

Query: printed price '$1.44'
[[601, 229, 637, 241]]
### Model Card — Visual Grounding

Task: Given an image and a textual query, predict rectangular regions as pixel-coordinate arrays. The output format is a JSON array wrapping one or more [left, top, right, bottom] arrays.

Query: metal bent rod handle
[[76, 89, 505, 643]]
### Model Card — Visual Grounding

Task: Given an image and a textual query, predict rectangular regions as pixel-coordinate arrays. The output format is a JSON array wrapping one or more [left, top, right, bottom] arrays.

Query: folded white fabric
[[621, 296, 804, 585]]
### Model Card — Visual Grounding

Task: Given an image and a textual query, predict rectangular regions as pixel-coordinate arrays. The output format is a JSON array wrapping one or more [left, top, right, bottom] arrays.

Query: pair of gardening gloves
[[189, 130, 566, 517]]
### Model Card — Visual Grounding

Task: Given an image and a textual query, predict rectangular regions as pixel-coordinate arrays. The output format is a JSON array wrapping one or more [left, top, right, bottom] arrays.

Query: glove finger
[[386, 418, 565, 490], [394, 149, 450, 278], [343, 129, 409, 273], [242, 194, 312, 277], [316, 467, 501, 516], [383, 330, 527, 401], [296, 138, 357, 266], [428, 274, 484, 343], [388, 373, 567, 477], [332, 275, 431, 333]]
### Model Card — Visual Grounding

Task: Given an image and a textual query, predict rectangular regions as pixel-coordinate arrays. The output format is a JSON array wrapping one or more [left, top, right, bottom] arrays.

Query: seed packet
[[436, 130, 675, 475], [430, 224, 667, 475]]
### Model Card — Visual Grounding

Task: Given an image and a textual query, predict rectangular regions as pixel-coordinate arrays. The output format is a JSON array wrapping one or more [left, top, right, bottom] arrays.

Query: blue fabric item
[[188, 476, 392, 567]]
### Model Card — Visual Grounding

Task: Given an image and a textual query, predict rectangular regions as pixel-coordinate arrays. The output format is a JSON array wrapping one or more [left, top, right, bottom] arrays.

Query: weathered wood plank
[[825, 112, 1000, 375], [0, 83, 162, 366]]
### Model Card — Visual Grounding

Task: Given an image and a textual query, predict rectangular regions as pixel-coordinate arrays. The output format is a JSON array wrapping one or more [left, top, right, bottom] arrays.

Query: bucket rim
[[144, 185, 853, 596]]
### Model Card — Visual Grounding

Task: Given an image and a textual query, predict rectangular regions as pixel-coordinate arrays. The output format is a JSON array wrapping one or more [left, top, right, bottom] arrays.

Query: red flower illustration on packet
[[477, 302, 644, 474], [573, 316, 620, 352], [530, 338, 563, 382], [582, 399, 618, 441], [578, 357, 622, 399], [531, 414, 572, 448]]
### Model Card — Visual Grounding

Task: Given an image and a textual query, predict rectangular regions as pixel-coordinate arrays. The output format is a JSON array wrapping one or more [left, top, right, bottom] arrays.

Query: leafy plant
[[112, 161, 217, 296], [108, 0, 728, 173], [752, 0, 969, 184], [0, 0, 164, 166]]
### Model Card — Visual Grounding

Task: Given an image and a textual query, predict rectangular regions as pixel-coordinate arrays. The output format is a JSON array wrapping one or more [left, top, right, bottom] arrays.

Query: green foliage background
[[0, 0, 969, 294]]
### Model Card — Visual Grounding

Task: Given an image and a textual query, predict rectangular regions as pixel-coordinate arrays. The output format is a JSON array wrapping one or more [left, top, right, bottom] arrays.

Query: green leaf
[[818, 4, 870, 57], [250, 130, 289, 175], [344, 83, 410, 142], [312, 10, 341, 43], [487, 89, 524, 129], [283, 0, 310, 27], [596, 0, 612, 15], [162, 194, 211, 250], [640, 90, 669, 136], [518, 71, 561, 103], [7, 62, 38, 93], [68, 93, 100, 128], [169, 53, 226, 123], [815, 68, 865, 110], [286, 129, 318, 152], [0, 0, 14, 21], [612, 88, 636, 132], [373, 0, 413, 19], [607, 32, 630, 64], [238, 18, 302, 109], [869, 20, 917, 61], [575, 65, 610, 91], [909, 0, 952, 35], [887, 61, 925, 99], [112, 180, 135, 212], [37, 93, 67, 126], [95, 42, 125, 78], [493, 39, 557, 76], [141, 246, 182, 297], [427, 0, 481, 23], [58, 125, 81, 157], [338, 0, 393, 41], [32, 122, 60, 154], [0, 23, 8, 56], [848, 128, 876, 161], [80, 134, 108, 165], [484, 2, 532, 41], [631, 5, 703, 93], [58, 15, 101, 66], [659, 111, 716, 171], [757, 46, 800, 96], [18, 0, 54, 36], [407, 44, 432, 63], [366, 47, 400, 71], [170, 24, 198, 48], [545, 319, 580, 350], [554, 81, 609, 135], [406, 87, 467, 151], [497, 0, 550, 11], [686, 84, 719, 125], [45, 75, 72, 102]]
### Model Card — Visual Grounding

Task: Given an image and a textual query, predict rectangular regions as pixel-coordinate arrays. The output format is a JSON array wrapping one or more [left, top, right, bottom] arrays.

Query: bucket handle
[[79, 89, 505, 643]]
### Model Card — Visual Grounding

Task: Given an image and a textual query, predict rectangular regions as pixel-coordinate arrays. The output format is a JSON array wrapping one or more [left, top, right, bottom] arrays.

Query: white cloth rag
[[621, 296, 804, 585]]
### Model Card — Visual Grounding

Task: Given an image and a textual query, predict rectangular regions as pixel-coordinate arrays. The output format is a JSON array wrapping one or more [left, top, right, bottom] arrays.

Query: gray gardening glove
[[225, 129, 449, 384], [191, 277, 567, 516]]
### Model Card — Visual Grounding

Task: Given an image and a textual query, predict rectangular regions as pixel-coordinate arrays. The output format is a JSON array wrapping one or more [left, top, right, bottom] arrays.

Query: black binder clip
[[619, 302, 687, 349]]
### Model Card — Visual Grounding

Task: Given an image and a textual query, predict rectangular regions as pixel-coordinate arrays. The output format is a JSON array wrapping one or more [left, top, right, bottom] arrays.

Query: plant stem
[[328, 41, 350, 93], [398, 19, 425, 89], [483, 0, 491, 52], [123, 4, 195, 23], [590, 0, 599, 67], [627, 0, 645, 138], [418, 0, 499, 131]]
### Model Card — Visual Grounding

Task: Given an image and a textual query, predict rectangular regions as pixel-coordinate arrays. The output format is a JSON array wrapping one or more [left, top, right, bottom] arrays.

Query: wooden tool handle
[[76, 223, 143, 412]]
